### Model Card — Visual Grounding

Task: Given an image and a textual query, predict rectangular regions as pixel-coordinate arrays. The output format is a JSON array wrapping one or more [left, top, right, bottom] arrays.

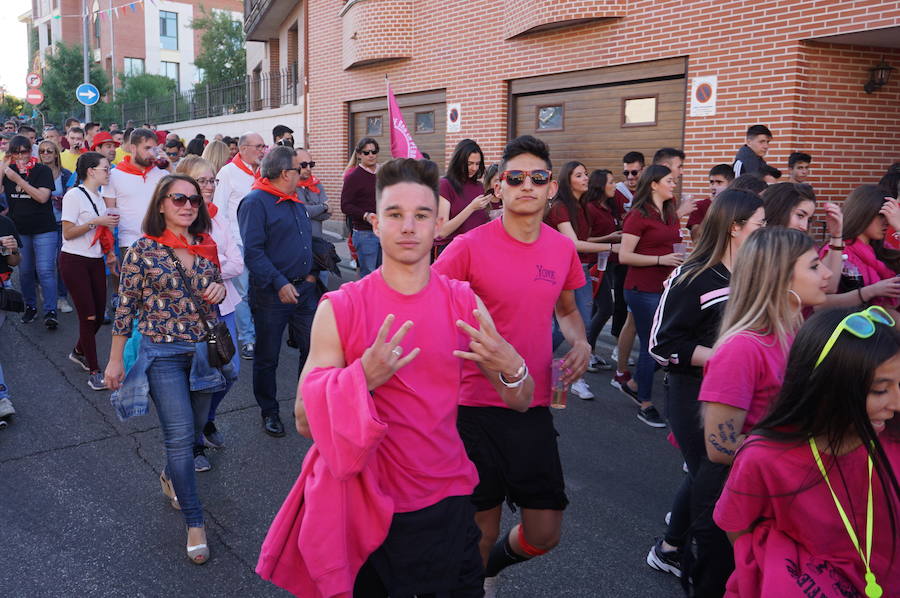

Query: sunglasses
[[499, 169, 552, 186], [165, 152, 180, 158], [165, 193, 203, 208], [360, 150, 378, 156], [623, 169, 641, 177], [815, 306, 895, 368], [298, 161, 316, 169], [9, 148, 30, 155]]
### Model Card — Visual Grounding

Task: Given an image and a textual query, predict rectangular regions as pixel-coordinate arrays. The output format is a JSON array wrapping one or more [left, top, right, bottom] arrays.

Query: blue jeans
[[18, 231, 58, 313], [249, 281, 317, 417], [623, 289, 662, 404], [232, 266, 255, 347], [552, 263, 593, 350], [208, 311, 239, 423], [145, 342, 211, 528], [56, 224, 67, 298], [352, 229, 382, 278]]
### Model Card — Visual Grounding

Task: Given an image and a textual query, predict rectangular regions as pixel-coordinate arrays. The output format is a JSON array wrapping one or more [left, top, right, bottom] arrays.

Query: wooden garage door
[[349, 90, 446, 173], [512, 59, 685, 174]]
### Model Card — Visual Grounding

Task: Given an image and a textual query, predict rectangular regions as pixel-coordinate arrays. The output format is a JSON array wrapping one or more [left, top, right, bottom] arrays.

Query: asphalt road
[[0, 285, 686, 597]]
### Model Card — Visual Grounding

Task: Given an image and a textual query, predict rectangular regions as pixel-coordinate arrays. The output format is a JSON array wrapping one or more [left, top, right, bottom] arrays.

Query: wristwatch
[[499, 360, 528, 388], [88, 223, 97, 230]]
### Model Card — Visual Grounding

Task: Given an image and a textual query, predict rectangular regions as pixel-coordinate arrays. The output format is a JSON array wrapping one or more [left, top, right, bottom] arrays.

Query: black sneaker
[[44, 310, 58, 330], [21, 306, 37, 324], [638, 405, 667, 428], [646, 538, 682, 578]]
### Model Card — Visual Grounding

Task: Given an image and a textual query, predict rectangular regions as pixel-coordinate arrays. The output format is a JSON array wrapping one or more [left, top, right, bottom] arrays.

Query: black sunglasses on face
[[360, 150, 378, 156], [623, 169, 641, 177], [165, 152, 180, 158], [165, 193, 203, 208], [10, 148, 30, 155], [298, 161, 316, 169]]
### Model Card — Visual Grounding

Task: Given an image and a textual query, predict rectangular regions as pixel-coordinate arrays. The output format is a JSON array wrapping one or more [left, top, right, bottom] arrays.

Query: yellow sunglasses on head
[[814, 306, 895, 368]]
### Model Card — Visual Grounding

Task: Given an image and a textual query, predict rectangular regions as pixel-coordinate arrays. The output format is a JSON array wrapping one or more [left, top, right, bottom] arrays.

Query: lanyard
[[809, 437, 883, 598]]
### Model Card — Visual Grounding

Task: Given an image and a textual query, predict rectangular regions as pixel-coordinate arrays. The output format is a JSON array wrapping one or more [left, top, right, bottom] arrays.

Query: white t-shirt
[[103, 165, 167, 249], [212, 161, 256, 245], [60, 185, 106, 259]]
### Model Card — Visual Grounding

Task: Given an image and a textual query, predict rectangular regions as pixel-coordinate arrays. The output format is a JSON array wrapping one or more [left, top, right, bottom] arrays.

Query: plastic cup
[[106, 207, 120, 217], [673, 243, 686, 255], [596, 251, 610, 271], [550, 358, 568, 409]]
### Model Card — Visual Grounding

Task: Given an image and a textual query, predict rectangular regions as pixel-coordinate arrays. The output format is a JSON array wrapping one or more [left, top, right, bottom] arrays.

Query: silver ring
[[392, 347, 403, 358]]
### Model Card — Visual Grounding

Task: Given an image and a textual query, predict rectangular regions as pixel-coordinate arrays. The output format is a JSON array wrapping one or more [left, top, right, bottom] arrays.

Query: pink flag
[[386, 80, 423, 160]]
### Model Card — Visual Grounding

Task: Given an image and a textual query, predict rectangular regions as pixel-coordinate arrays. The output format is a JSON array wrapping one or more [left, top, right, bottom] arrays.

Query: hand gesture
[[823, 202, 844, 239], [880, 199, 900, 232], [453, 309, 524, 376], [105, 360, 125, 391], [360, 314, 420, 391], [658, 252, 684, 267], [202, 282, 226, 304]]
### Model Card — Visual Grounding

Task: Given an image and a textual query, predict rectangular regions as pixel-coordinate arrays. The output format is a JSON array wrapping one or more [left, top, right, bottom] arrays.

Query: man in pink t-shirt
[[293, 158, 534, 596], [433, 135, 590, 595]]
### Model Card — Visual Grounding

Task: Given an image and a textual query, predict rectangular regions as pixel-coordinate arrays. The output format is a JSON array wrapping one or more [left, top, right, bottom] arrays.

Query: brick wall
[[305, 0, 900, 219]]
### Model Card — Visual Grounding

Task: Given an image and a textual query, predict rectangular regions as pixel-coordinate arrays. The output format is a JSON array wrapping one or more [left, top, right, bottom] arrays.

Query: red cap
[[90, 131, 120, 151]]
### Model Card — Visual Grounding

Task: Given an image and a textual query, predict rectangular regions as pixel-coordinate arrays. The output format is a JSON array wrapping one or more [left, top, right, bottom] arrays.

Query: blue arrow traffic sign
[[76, 83, 100, 106]]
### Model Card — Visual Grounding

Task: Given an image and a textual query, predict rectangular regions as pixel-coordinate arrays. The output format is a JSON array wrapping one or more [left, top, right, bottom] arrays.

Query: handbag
[[164, 247, 235, 367], [0, 286, 24, 312]]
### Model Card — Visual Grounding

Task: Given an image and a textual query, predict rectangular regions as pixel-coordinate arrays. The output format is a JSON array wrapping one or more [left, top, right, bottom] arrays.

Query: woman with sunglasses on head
[[616, 164, 682, 427], [433, 139, 492, 255], [105, 174, 228, 565], [690, 227, 832, 595], [59, 152, 119, 390], [546, 162, 621, 398], [817, 185, 900, 317], [38, 139, 75, 315], [0, 135, 59, 329], [644, 189, 765, 579], [715, 306, 900, 597], [176, 156, 243, 464], [584, 169, 624, 372]]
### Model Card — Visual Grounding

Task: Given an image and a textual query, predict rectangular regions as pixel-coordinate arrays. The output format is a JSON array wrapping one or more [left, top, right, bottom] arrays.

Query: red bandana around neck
[[232, 154, 259, 179], [252, 177, 300, 204], [116, 155, 153, 180], [145, 229, 220, 268], [15, 157, 39, 177], [296, 174, 321, 194]]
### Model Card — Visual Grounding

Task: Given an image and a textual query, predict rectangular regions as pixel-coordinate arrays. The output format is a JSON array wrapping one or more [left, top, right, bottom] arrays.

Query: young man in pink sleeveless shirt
[[433, 135, 591, 596], [293, 158, 534, 597]]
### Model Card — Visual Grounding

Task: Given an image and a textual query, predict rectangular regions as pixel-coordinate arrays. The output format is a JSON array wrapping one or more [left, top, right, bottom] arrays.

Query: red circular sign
[[449, 108, 459, 123], [26, 72, 42, 88], [26, 89, 44, 106], [695, 83, 713, 103]]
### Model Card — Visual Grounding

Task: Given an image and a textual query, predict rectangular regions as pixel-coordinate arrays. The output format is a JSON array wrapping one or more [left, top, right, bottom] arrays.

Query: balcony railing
[[120, 63, 299, 125]]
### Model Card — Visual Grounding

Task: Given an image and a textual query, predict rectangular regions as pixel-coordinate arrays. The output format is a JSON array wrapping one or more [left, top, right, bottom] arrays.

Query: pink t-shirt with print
[[433, 218, 585, 408], [699, 332, 791, 433]]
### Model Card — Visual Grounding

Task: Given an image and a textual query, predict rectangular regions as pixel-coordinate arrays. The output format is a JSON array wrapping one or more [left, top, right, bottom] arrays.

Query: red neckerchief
[[90, 226, 115, 254], [144, 229, 220, 268], [116, 155, 153, 181], [232, 154, 259, 179], [207, 202, 219, 218], [15, 157, 39, 177], [296, 175, 321, 194], [252, 177, 300, 204]]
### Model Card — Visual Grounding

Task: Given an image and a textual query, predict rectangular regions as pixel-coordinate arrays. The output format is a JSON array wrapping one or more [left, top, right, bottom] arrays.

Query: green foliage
[[41, 42, 109, 118], [0, 95, 25, 119], [116, 73, 178, 105], [190, 7, 246, 84]]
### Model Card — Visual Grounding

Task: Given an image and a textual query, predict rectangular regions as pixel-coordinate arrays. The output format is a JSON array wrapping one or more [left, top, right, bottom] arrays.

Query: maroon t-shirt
[[622, 207, 681, 293], [545, 200, 593, 263], [437, 177, 489, 245], [687, 198, 712, 230], [588, 201, 620, 265]]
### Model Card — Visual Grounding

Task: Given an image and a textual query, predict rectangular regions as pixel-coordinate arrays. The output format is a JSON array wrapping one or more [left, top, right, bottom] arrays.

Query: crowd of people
[[1, 113, 899, 598]]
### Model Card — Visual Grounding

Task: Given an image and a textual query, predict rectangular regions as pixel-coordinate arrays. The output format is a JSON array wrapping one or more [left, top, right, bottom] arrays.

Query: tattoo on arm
[[708, 418, 738, 456]]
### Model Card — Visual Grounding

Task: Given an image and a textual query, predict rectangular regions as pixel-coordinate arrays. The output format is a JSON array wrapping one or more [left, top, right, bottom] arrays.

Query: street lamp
[[863, 58, 895, 94]]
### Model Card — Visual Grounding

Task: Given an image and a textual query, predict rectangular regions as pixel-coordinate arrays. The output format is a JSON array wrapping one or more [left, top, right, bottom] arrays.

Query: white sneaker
[[570, 378, 595, 400], [57, 297, 73, 313], [612, 346, 636, 366], [483, 576, 499, 598], [0, 397, 15, 418]]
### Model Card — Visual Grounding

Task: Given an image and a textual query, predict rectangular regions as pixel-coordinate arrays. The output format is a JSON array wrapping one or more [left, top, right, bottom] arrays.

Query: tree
[[0, 94, 25, 120], [41, 42, 109, 119], [116, 73, 178, 105], [191, 7, 246, 84]]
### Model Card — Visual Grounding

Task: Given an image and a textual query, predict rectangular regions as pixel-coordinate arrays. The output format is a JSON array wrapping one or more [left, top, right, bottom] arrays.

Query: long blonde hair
[[715, 227, 814, 351], [201, 140, 229, 176]]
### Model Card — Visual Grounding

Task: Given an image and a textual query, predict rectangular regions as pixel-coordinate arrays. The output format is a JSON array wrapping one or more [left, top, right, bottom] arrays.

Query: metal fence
[[120, 64, 299, 126]]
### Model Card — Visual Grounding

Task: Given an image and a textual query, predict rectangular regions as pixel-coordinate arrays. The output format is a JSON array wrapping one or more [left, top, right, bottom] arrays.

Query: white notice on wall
[[690, 76, 717, 117], [447, 103, 461, 133]]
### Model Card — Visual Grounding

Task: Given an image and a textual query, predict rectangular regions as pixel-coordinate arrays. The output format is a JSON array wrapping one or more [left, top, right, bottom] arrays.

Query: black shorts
[[353, 495, 484, 598], [457, 405, 568, 512]]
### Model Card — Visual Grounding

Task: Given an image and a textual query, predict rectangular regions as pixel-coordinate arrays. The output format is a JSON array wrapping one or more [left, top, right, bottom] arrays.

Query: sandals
[[186, 527, 209, 565], [159, 472, 181, 511]]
